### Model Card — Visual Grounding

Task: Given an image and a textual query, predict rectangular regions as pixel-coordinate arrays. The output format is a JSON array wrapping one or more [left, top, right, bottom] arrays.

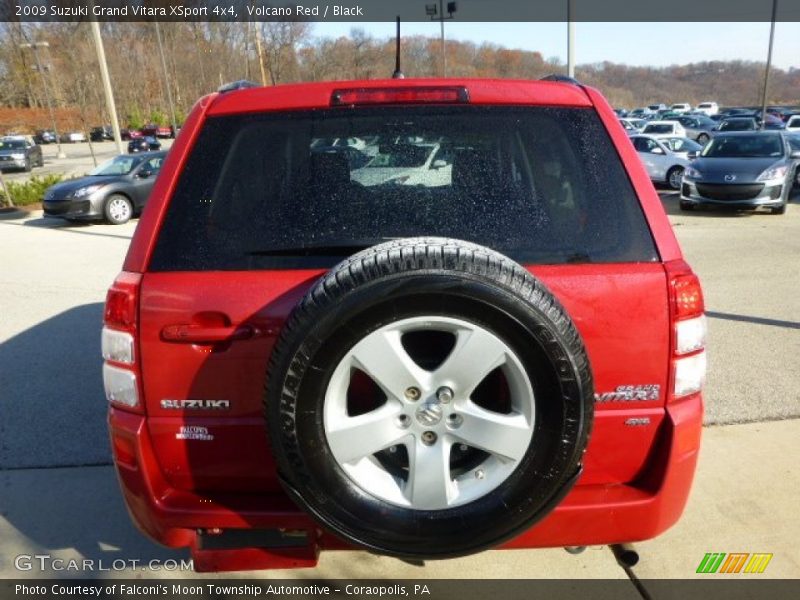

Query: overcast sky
[[312, 22, 800, 70]]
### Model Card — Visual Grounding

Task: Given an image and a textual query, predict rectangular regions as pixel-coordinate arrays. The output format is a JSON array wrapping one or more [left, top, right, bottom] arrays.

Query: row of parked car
[[32, 123, 175, 146], [622, 122, 800, 215], [1, 125, 168, 174], [616, 104, 800, 143]]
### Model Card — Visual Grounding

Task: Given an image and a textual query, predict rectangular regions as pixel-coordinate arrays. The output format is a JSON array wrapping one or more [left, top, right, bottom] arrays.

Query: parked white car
[[659, 137, 704, 160], [696, 102, 719, 116], [785, 115, 800, 132], [351, 142, 451, 187], [671, 103, 692, 114], [60, 131, 86, 143], [619, 118, 646, 134], [630, 134, 692, 190], [640, 120, 687, 139]]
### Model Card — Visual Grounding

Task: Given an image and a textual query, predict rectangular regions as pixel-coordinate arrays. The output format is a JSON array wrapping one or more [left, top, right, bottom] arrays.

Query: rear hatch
[[137, 92, 670, 492]]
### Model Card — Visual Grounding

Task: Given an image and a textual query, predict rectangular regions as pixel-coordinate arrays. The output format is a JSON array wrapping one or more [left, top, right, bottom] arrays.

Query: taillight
[[666, 261, 706, 399], [103, 272, 142, 413], [331, 86, 469, 107]]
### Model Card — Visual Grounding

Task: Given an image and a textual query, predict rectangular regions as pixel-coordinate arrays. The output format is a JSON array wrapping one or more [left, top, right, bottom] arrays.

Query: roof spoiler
[[539, 74, 581, 85], [217, 80, 261, 93]]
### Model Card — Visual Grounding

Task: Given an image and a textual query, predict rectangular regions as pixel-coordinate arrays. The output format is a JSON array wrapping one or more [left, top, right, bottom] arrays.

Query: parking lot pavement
[[2, 139, 174, 184], [0, 210, 137, 470], [630, 418, 800, 580], [0, 191, 798, 581], [659, 191, 800, 424]]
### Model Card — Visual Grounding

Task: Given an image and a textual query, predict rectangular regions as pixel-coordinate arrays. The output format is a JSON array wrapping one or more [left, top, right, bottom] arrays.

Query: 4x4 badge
[[161, 399, 230, 410], [594, 385, 660, 403]]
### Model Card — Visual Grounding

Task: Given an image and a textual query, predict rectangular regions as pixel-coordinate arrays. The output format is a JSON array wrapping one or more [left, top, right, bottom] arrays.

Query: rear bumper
[[109, 393, 703, 570]]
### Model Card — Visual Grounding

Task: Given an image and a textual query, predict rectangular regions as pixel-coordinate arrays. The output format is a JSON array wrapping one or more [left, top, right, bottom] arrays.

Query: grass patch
[[0, 174, 65, 206]]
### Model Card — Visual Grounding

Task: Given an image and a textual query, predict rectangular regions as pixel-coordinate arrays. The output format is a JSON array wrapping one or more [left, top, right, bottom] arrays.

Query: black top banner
[[3, 0, 800, 23]]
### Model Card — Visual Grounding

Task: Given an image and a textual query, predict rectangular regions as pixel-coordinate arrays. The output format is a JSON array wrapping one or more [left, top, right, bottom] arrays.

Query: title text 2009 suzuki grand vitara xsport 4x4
[[103, 78, 706, 572]]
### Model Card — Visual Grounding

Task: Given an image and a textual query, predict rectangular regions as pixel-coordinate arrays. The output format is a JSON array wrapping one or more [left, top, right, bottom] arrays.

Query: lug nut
[[421, 431, 437, 445], [446, 413, 463, 428], [436, 386, 454, 404], [405, 387, 421, 401]]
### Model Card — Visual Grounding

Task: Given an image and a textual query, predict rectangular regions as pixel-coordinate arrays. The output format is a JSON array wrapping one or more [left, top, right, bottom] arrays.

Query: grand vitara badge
[[594, 385, 660, 403], [161, 399, 231, 410]]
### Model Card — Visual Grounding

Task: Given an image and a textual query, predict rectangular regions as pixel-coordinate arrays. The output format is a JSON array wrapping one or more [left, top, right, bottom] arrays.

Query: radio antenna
[[392, 16, 405, 79]]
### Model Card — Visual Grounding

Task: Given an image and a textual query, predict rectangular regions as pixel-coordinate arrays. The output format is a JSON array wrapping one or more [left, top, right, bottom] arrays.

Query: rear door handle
[[161, 324, 255, 344]]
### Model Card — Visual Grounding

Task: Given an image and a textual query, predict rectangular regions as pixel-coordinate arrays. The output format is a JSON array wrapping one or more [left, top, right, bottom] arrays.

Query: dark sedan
[[43, 152, 165, 224], [90, 126, 114, 141], [128, 136, 161, 153], [680, 132, 800, 215], [0, 137, 43, 172], [33, 130, 56, 144]]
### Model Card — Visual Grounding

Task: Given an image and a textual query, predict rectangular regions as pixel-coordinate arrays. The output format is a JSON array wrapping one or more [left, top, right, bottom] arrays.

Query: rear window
[[643, 124, 673, 134], [150, 106, 657, 271]]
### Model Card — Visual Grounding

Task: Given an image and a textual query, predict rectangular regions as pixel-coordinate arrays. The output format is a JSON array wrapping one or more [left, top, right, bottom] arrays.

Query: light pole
[[90, 21, 124, 155], [567, 0, 575, 78], [759, 0, 778, 131], [19, 41, 65, 158], [426, 1, 457, 77], [154, 22, 177, 136]]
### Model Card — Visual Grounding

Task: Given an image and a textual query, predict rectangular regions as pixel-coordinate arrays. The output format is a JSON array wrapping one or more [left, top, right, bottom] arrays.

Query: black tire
[[103, 193, 133, 225], [771, 203, 787, 215], [697, 133, 710, 145], [794, 168, 800, 189], [23, 158, 31, 172], [666, 166, 684, 191], [265, 238, 593, 559], [679, 201, 695, 211]]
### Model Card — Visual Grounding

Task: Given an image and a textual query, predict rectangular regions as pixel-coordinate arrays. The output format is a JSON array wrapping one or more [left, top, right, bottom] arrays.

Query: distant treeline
[[1, 22, 798, 129]]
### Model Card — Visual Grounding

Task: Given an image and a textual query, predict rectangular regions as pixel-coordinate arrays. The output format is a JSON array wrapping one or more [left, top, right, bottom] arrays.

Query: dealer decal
[[176, 426, 214, 441]]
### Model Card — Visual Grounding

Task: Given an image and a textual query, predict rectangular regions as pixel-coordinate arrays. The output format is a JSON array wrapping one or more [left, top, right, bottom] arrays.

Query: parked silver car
[[43, 152, 165, 224], [680, 132, 800, 214], [630, 134, 693, 190], [665, 115, 718, 145]]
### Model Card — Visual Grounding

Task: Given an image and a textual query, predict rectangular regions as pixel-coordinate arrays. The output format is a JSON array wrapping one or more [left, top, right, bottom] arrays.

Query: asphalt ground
[[0, 183, 798, 582]]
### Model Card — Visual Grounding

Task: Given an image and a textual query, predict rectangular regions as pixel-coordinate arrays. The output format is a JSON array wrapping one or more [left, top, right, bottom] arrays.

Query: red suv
[[103, 78, 706, 572]]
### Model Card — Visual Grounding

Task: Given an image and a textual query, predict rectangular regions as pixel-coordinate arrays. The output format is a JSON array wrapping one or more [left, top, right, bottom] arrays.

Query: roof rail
[[217, 80, 261, 93], [539, 74, 581, 85]]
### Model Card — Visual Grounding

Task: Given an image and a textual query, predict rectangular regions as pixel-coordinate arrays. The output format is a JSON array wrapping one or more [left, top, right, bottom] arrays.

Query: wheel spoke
[[326, 402, 406, 464], [349, 329, 427, 399], [453, 401, 531, 462], [406, 438, 454, 509], [433, 327, 508, 397]]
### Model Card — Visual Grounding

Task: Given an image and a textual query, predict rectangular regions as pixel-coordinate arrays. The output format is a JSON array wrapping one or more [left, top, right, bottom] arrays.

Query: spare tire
[[265, 238, 593, 558]]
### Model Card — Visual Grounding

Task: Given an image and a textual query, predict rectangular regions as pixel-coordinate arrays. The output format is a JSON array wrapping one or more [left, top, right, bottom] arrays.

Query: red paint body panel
[[110, 77, 703, 571], [137, 264, 669, 492]]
